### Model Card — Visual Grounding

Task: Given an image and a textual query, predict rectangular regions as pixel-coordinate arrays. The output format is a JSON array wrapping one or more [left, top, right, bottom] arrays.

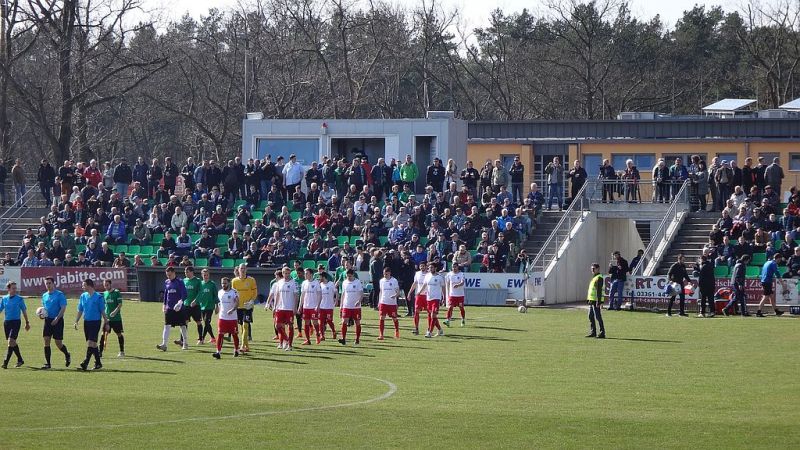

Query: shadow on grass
[[470, 326, 528, 332], [127, 355, 186, 364], [605, 337, 683, 343], [236, 356, 308, 364], [90, 368, 177, 375], [442, 334, 515, 342]]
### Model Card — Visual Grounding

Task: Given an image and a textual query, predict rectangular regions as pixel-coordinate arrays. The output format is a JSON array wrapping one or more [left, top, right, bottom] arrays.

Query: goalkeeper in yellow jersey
[[231, 264, 258, 353]]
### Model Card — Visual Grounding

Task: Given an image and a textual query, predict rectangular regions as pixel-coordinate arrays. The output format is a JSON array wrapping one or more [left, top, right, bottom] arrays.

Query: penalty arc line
[[7, 369, 397, 433]]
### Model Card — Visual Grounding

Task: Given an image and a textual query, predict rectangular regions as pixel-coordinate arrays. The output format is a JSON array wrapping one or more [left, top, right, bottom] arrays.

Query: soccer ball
[[35, 307, 46, 319], [518, 305, 528, 313]]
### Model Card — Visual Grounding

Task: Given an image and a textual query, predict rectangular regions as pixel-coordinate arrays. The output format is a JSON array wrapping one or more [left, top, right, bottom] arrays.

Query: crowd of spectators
[[0, 153, 544, 278]]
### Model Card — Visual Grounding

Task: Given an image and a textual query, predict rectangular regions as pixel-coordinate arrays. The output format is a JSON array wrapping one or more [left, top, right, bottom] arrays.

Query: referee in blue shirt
[[41, 277, 71, 369], [74, 279, 108, 371], [1, 282, 30, 369]]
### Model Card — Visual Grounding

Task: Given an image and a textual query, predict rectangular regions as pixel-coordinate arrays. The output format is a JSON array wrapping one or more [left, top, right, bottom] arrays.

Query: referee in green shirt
[[196, 269, 219, 343], [100, 279, 124, 358]]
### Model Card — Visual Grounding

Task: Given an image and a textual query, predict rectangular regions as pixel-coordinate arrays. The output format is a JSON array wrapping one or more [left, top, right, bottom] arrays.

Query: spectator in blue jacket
[[105, 215, 127, 244]]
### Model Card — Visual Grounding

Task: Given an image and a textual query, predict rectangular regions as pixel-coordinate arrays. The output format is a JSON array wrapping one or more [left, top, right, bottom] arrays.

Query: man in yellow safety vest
[[586, 263, 606, 339]]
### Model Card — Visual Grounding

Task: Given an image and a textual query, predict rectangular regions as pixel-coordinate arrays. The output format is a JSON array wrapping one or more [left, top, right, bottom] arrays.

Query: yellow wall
[[467, 142, 533, 193]]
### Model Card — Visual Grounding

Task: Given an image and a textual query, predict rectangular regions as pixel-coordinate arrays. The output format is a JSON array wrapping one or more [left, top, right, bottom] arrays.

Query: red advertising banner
[[19, 267, 128, 295]]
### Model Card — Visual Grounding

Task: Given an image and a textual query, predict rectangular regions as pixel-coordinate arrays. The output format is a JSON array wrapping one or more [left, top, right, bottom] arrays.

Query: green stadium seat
[[128, 245, 140, 255], [778, 265, 788, 277], [713, 266, 729, 277], [751, 253, 767, 265], [116, 245, 128, 254], [258, 201, 268, 210], [302, 260, 316, 270], [317, 261, 329, 270], [420, 237, 429, 246], [378, 236, 388, 246], [469, 263, 482, 272], [745, 266, 761, 278], [75, 244, 86, 254], [350, 236, 360, 246], [141, 258, 152, 266], [290, 212, 301, 222], [337, 236, 348, 246], [234, 200, 248, 210], [159, 258, 169, 266], [140, 245, 154, 255], [234, 259, 246, 267], [151, 234, 164, 244], [195, 258, 208, 267], [775, 240, 784, 249], [252, 211, 263, 220], [306, 224, 315, 234], [221, 259, 235, 268], [216, 235, 229, 246]]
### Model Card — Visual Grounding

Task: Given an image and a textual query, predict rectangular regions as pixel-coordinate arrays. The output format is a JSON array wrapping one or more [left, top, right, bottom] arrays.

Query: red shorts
[[318, 309, 334, 321], [415, 294, 428, 310], [302, 308, 318, 321], [275, 310, 294, 324], [341, 308, 362, 321], [378, 304, 398, 316], [448, 295, 465, 307], [427, 299, 441, 313], [217, 319, 238, 334]]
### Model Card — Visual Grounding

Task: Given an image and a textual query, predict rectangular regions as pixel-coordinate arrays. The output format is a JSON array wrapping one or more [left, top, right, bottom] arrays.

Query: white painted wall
[[543, 214, 645, 304]]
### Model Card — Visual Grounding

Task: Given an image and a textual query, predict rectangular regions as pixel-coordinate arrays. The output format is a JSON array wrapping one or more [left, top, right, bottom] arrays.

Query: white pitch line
[[7, 368, 397, 432]]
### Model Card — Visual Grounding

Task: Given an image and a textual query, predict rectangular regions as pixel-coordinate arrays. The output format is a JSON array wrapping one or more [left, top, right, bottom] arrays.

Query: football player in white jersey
[[377, 267, 401, 340], [444, 263, 467, 327], [406, 261, 428, 335], [300, 268, 322, 345], [422, 262, 445, 338], [338, 269, 363, 346], [317, 272, 337, 341], [275, 267, 299, 351], [213, 278, 240, 359]]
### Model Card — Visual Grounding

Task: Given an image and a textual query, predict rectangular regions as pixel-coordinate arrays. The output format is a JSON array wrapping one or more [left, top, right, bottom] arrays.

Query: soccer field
[[2, 303, 799, 449]]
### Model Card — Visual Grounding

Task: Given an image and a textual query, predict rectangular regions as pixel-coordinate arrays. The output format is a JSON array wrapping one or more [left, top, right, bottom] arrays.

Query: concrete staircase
[[0, 182, 50, 257], [654, 211, 718, 275], [523, 210, 574, 264]]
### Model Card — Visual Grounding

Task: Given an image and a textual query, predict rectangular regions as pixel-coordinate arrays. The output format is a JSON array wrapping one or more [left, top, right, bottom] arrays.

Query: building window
[[583, 154, 603, 178], [790, 154, 800, 171], [611, 154, 655, 172], [256, 138, 319, 164], [716, 153, 738, 164]]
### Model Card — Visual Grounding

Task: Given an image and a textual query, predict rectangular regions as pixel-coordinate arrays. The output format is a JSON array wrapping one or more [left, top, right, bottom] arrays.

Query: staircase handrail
[[0, 182, 41, 240], [632, 179, 691, 275], [528, 181, 589, 273]]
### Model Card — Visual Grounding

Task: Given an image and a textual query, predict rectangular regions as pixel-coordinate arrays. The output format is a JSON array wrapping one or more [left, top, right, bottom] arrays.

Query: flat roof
[[702, 99, 757, 113]]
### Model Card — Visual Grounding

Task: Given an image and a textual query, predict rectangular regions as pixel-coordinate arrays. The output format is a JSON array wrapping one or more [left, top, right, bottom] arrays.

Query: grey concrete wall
[[543, 214, 644, 304], [241, 118, 467, 168]]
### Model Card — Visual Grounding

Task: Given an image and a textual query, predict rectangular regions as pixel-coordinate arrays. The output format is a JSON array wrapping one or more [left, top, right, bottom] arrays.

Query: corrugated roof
[[779, 98, 800, 110], [702, 99, 757, 112]]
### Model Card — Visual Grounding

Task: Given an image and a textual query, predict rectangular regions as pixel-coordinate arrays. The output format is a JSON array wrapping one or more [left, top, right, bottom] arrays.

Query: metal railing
[[584, 179, 687, 204], [631, 179, 691, 275], [528, 181, 590, 274], [0, 182, 42, 241]]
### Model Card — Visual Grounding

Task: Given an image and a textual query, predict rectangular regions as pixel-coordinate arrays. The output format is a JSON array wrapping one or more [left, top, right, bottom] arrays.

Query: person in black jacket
[[426, 158, 445, 193], [113, 158, 133, 198], [37, 159, 56, 207], [607, 251, 629, 311], [509, 157, 524, 205], [666, 254, 691, 317], [723, 255, 751, 316], [148, 158, 163, 199], [181, 157, 196, 192], [368, 249, 384, 310], [162, 157, 179, 195], [460, 160, 480, 195], [693, 253, 716, 317]]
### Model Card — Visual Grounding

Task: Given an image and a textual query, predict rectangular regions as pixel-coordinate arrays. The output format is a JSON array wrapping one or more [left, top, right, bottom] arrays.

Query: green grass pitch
[[1, 303, 799, 448]]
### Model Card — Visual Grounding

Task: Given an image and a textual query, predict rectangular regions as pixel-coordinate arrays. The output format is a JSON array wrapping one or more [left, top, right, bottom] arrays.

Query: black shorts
[[165, 309, 184, 327], [201, 309, 214, 321], [4, 320, 21, 340], [84, 320, 101, 342], [761, 282, 774, 295], [43, 318, 65, 340], [185, 304, 202, 322], [105, 321, 124, 334], [237, 308, 253, 324]]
